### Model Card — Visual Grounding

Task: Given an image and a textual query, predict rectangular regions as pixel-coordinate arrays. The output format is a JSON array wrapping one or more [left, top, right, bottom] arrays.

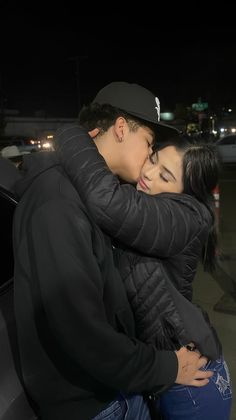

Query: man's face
[[117, 125, 154, 183]]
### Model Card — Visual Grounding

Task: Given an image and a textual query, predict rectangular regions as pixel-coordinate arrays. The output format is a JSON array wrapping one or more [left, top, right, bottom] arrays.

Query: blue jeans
[[159, 356, 232, 419], [92, 393, 152, 419]]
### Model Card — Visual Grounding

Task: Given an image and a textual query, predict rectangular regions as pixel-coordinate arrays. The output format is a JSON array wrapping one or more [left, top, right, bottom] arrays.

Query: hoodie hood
[[15, 151, 59, 198]]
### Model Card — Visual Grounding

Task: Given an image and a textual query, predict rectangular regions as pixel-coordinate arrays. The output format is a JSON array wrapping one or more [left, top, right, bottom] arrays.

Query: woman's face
[[136, 145, 184, 195]]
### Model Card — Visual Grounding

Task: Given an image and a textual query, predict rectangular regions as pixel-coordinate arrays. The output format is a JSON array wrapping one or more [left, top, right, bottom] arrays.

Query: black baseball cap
[[93, 81, 180, 138]]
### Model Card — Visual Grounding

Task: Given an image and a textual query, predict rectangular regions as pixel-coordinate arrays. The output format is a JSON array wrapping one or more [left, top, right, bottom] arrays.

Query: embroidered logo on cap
[[155, 97, 160, 121]]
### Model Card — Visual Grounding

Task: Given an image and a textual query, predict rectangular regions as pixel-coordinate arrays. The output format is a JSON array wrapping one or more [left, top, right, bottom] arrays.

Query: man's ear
[[114, 117, 126, 142], [88, 128, 100, 138]]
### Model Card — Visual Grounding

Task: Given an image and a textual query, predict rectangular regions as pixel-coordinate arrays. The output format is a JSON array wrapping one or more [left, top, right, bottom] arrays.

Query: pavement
[[193, 265, 236, 419], [213, 172, 236, 315], [193, 167, 236, 419]]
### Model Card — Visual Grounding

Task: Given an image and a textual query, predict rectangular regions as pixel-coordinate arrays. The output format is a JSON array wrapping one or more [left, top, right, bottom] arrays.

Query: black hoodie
[[13, 151, 178, 420]]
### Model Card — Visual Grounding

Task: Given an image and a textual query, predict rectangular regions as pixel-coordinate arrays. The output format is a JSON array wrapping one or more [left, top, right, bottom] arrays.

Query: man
[[13, 82, 212, 420], [0, 145, 30, 193], [1, 145, 30, 168]]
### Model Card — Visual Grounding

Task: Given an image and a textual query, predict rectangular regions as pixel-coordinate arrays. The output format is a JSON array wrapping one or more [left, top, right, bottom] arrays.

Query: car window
[[0, 188, 17, 287], [13, 140, 22, 146], [217, 136, 236, 145]]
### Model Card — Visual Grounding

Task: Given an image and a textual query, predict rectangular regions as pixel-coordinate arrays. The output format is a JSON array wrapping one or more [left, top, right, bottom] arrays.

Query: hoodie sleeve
[[55, 124, 205, 257]]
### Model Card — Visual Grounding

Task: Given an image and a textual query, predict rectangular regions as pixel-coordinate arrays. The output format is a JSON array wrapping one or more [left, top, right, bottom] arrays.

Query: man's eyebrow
[[162, 165, 177, 182]]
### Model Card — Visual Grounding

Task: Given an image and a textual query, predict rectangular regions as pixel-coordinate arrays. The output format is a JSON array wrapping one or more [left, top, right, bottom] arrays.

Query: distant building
[[3, 113, 75, 141]]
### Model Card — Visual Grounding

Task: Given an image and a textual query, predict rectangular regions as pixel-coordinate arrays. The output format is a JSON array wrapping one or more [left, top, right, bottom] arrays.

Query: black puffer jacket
[[55, 125, 222, 360]]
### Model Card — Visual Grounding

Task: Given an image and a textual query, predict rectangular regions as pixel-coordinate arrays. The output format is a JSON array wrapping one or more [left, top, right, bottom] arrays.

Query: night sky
[[1, 5, 236, 118]]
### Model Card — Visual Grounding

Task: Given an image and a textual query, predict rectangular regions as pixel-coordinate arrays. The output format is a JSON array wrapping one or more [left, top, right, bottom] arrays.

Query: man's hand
[[88, 128, 100, 138], [175, 346, 213, 387]]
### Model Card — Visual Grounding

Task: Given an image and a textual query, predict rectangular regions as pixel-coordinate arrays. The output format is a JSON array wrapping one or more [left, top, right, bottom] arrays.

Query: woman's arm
[[55, 124, 208, 257]]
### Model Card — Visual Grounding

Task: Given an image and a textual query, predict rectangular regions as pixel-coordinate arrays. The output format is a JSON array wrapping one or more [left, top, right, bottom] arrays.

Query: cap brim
[[155, 122, 180, 140], [119, 107, 180, 140]]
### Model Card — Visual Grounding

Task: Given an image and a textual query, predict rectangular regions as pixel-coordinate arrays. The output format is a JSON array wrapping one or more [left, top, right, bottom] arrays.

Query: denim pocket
[[204, 357, 232, 400], [92, 400, 122, 419]]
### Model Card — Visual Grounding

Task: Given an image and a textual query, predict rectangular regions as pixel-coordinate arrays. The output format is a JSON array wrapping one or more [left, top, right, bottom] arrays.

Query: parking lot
[[193, 162, 236, 419]]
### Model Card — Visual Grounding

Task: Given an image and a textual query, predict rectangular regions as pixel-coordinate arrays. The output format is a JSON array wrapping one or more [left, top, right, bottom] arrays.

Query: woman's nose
[[143, 163, 156, 180]]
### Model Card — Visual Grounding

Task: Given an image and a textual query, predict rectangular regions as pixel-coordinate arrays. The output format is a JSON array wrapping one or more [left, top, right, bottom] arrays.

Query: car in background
[[0, 184, 38, 419], [0, 136, 41, 155], [216, 134, 236, 163], [40, 135, 54, 151]]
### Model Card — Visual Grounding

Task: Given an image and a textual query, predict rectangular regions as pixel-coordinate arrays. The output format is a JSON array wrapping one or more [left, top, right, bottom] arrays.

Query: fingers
[[189, 368, 213, 387], [88, 128, 100, 138], [174, 347, 213, 386], [197, 356, 208, 369], [190, 378, 210, 387], [194, 369, 213, 381]]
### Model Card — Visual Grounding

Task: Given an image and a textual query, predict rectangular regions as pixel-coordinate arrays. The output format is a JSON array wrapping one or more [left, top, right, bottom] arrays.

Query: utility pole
[[68, 55, 88, 114]]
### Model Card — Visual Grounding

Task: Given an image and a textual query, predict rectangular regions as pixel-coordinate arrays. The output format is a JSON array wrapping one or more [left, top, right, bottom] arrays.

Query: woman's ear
[[88, 128, 100, 138]]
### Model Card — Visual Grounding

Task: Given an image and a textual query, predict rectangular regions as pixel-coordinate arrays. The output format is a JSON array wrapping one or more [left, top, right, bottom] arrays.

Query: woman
[[55, 126, 232, 420]]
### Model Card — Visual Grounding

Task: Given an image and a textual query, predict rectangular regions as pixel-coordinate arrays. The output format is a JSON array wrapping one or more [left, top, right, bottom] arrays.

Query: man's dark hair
[[78, 103, 157, 138]]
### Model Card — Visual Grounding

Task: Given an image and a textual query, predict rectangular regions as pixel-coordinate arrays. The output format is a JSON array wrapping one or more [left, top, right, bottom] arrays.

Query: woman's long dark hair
[[154, 134, 220, 272]]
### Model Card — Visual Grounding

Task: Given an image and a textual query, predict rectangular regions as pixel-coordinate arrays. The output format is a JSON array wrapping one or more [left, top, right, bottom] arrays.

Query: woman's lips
[[138, 177, 148, 190]]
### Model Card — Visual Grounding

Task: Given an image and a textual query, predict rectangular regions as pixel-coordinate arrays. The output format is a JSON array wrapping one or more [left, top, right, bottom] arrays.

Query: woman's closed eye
[[160, 173, 169, 183], [148, 154, 169, 182]]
